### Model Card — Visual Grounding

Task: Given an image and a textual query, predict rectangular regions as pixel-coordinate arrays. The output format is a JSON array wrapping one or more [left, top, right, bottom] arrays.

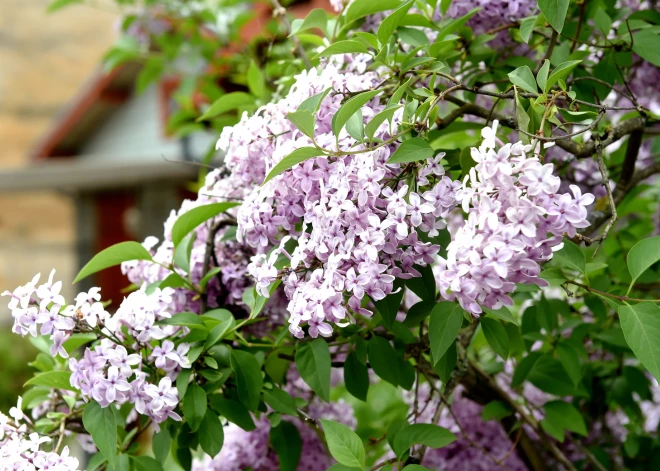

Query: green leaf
[[593, 7, 612, 36], [627, 236, 660, 292], [388, 77, 413, 107], [392, 424, 457, 458], [271, 421, 303, 471], [62, 333, 96, 355], [152, 426, 171, 462], [47, 0, 82, 13], [482, 306, 517, 325], [373, 280, 405, 329], [316, 40, 370, 58], [199, 410, 224, 457], [508, 66, 538, 94], [262, 147, 326, 186], [74, 241, 152, 283], [377, 0, 414, 46], [559, 109, 598, 123], [346, 109, 365, 141], [173, 232, 195, 273], [542, 401, 588, 442], [527, 354, 577, 396], [247, 61, 266, 98], [553, 239, 585, 274], [197, 92, 254, 121], [344, 0, 403, 23], [538, 0, 570, 33], [429, 302, 464, 365], [432, 341, 457, 383], [511, 352, 543, 388], [298, 88, 332, 114], [632, 30, 660, 67], [536, 60, 550, 92], [481, 318, 509, 360], [557, 343, 581, 386], [514, 89, 531, 145], [332, 90, 381, 138], [25, 371, 74, 391], [183, 383, 207, 432], [209, 396, 256, 431], [402, 466, 431, 471], [286, 110, 316, 138], [388, 138, 435, 164], [171, 202, 240, 247], [320, 419, 366, 469], [546, 61, 582, 92], [131, 456, 164, 471], [519, 15, 537, 43], [204, 318, 233, 351], [481, 401, 513, 421], [365, 106, 400, 141], [263, 388, 299, 416], [159, 312, 206, 329], [368, 336, 400, 387], [344, 352, 370, 401], [83, 402, 117, 469], [295, 338, 331, 401], [230, 350, 264, 412], [290, 8, 328, 36], [617, 302, 660, 383]]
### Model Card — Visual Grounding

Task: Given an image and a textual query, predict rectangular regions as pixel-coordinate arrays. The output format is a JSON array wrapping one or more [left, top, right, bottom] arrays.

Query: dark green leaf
[[511, 352, 543, 388], [527, 355, 577, 396], [159, 312, 206, 329], [209, 396, 256, 431], [131, 456, 164, 471], [557, 343, 581, 386], [368, 336, 400, 387], [542, 400, 587, 441], [617, 302, 660, 383], [632, 30, 660, 67], [432, 341, 457, 384], [271, 421, 303, 471], [230, 350, 264, 411], [199, 410, 224, 457], [152, 426, 171, 462], [481, 401, 513, 421], [482, 306, 517, 325], [263, 388, 299, 416], [183, 383, 207, 432], [392, 424, 457, 458], [344, 352, 370, 401], [74, 241, 152, 283], [481, 318, 509, 360], [295, 338, 331, 401], [429, 302, 464, 365], [552, 239, 585, 274]]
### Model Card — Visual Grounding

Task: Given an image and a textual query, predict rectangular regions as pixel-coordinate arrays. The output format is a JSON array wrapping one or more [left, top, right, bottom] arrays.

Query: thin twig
[[270, 0, 312, 70]]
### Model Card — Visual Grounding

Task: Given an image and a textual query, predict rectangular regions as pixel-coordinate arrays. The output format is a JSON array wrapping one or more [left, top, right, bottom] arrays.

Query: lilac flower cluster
[[219, 64, 457, 338], [439, 121, 593, 314], [0, 399, 80, 471], [2, 275, 186, 429]]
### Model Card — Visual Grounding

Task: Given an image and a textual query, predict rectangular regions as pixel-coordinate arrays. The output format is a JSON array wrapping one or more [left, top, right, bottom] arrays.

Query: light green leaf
[[377, 0, 414, 46], [536, 60, 550, 92], [287, 110, 316, 138], [262, 147, 326, 186], [295, 338, 331, 401], [298, 88, 332, 114], [247, 61, 266, 98], [538, 0, 570, 33], [365, 106, 400, 141], [230, 350, 263, 412], [263, 388, 299, 416], [47, 0, 82, 13], [332, 90, 381, 138], [559, 109, 598, 123], [209, 396, 256, 431], [429, 302, 464, 365], [617, 302, 660, 383], [25, 371, 74, 391], [197, 92, 254, 121], [204, 318, 233, 351], [482, 306, 517, 325], [345, 109, 365, 141], [183, 383, 207, 432], [388, 138, 435, 164], [320, 419, 366, 469], [481, 318, 509, 360], [632, 30, 660, 67], [172, 232, 195, 273], [552, 239, 586, 274], [74, 241, 152, 283], [152, 427, 171, 463], [519, 15, 537, 43], [199, 410, 224, 457], [627, 236, 660, 292], [171, 202, 240, 247], [508, 66, 538, 94], [290, 8, 328, 36], [392, 424, 457, 458], [159, 312, 206, 329], [344, 0, 403, 23], [546, 61, 582, 92], [83, 402, 117, 469], [316, 40, 370, 58]]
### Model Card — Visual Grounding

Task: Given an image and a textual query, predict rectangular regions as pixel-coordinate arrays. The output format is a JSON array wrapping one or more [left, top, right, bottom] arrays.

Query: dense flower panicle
[[0, 401, 80, 471], [2, 275, 185, 429], [439, 121, 593, 314], [217, 63, 458, 338]]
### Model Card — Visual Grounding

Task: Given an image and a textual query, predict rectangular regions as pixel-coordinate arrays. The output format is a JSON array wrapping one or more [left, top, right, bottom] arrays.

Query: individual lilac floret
[[439, 121, 593, 315]]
